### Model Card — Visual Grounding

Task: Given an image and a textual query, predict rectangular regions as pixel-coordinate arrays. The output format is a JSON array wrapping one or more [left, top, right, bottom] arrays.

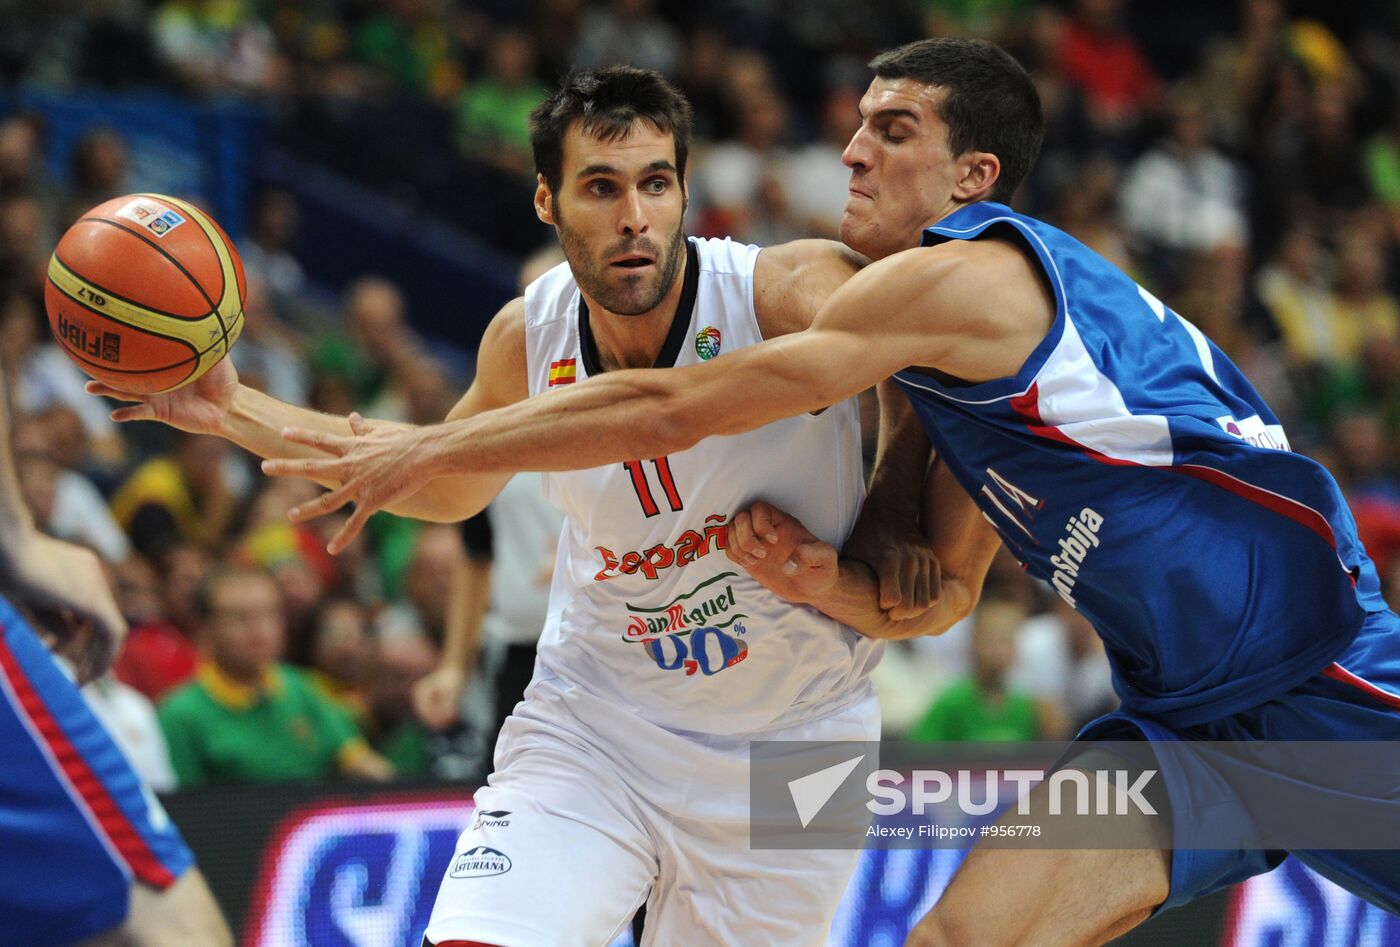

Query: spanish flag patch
[[549, 358, 577, 386]]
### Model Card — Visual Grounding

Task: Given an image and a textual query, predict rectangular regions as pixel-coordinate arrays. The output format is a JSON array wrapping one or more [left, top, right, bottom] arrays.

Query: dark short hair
[[869, 39, 1043, 204], [530, 66, 694, 190]]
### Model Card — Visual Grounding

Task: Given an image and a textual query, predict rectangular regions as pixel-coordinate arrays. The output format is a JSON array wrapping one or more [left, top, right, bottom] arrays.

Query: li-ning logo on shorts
[[449, 846, 512, 878], [115, 199, 186, 238], [695, 325, 721, 360]]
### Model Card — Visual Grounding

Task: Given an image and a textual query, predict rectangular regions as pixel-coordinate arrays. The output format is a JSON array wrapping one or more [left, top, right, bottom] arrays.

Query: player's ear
[[953, 152, 1000, 203], [534, 175, 556, 225]]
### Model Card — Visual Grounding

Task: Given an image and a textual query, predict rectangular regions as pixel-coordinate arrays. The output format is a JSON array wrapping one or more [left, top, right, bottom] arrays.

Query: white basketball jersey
[[522, 237, 881, 735]]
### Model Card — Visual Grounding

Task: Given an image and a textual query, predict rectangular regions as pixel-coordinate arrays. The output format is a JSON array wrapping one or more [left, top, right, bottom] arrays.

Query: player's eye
[[589, 180, 616, 196], [644, 178, 669, 193]]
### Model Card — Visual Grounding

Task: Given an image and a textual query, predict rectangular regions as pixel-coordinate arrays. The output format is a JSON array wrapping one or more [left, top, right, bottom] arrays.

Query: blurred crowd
[[3, 0, 1400, 789]]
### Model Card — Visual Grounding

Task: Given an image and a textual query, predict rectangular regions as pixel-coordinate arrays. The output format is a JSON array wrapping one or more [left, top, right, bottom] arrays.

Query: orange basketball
[[45, 193, 246, 394]]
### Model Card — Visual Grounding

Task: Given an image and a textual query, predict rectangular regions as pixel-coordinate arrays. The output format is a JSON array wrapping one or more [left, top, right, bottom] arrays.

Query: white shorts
[[423, 674, 880, 947]]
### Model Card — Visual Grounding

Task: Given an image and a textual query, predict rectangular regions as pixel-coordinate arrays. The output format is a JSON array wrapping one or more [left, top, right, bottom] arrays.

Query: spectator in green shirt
[[455, 30, 548, 176], [309, 276, 422, 415], [158, 564, 394, 786], [909, 597, 1046, 743]]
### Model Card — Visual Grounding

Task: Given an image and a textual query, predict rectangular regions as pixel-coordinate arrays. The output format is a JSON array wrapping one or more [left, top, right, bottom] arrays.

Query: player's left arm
[[729, 458, 1001, 639], [0, 369, 126, 680], [841, 379, 941, 617], [264, 240, 1045, 552]]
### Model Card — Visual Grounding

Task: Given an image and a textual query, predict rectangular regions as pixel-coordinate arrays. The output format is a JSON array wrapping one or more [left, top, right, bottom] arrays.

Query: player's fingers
[[877, 554, 907, 611], [913, 558, 933, 611], [906, 555, 929, 608], [348, 411, 372, 435], [85, 380, 145, 403], [281, 426, 350, 456], [725, 513, 764, 565], [749, 502, 780, 545], [782, 541, 819, 576], [110, 404, 156, 423], [735, 511, 767, 558], [889, 559, 933, 620], [261, 456, 343, 479], [288, 484, 355, 522], [327, 503, 373, 555]]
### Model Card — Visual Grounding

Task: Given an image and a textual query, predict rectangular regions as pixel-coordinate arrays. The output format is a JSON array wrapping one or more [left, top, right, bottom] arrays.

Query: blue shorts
[[0, 597, 193, 946], [1079, 608, 1400, 916]]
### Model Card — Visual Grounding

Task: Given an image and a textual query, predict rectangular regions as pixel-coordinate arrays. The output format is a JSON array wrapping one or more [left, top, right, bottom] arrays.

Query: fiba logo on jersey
[[695, 326, 721, 360]]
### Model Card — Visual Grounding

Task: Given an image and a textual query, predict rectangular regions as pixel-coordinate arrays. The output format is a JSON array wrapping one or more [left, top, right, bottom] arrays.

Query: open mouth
[[611, 256, 655, 269]]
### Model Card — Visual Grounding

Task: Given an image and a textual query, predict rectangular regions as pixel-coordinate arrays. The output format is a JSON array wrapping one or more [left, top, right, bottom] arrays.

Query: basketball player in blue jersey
[[257, 37, 1400, 946], [0, 366, 230, 945]]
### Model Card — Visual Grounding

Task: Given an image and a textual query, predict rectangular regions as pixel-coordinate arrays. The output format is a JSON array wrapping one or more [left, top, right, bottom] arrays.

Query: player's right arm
[[88, 299, 531, 523], [728, 458, 1001, 639]]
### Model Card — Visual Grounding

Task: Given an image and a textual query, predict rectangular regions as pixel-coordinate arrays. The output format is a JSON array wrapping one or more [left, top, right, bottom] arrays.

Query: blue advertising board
[[199, 788, 1379, 947]]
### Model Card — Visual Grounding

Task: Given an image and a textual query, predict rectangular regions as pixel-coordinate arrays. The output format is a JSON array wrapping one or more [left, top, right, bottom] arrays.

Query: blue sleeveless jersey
[[894, 202, 1387, 727]]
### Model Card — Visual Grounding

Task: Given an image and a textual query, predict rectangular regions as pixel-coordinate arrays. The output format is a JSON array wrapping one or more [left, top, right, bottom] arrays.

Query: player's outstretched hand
[[85, 357, 239, 436], [842, 517, 940, 620], [726, 500, 838, 604], [262, 413, 429, 554], [413, 663, 466, 730], [0, 532, 127, 683]]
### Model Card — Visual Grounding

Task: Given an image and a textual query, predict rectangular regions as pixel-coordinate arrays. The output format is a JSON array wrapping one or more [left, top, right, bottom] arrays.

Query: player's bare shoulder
[[824, 234, 1055, 383], [479, 296, 529, 370], [917, 236, 1054, 344], [455, 297, 530, 413], [753, 239, 869, 339]]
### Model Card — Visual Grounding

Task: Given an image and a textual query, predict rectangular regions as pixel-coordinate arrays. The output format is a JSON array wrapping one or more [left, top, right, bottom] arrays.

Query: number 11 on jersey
[[625, 458, 684, 517]]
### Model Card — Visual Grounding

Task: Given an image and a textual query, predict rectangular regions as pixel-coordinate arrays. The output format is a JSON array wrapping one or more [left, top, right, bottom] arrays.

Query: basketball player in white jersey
[[88, 67, 981, 945]]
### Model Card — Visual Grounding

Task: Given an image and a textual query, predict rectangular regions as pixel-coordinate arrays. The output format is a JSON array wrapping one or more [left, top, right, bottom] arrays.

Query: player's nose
[[841, 127, 872, 171], [618, 188, 649, 236]]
